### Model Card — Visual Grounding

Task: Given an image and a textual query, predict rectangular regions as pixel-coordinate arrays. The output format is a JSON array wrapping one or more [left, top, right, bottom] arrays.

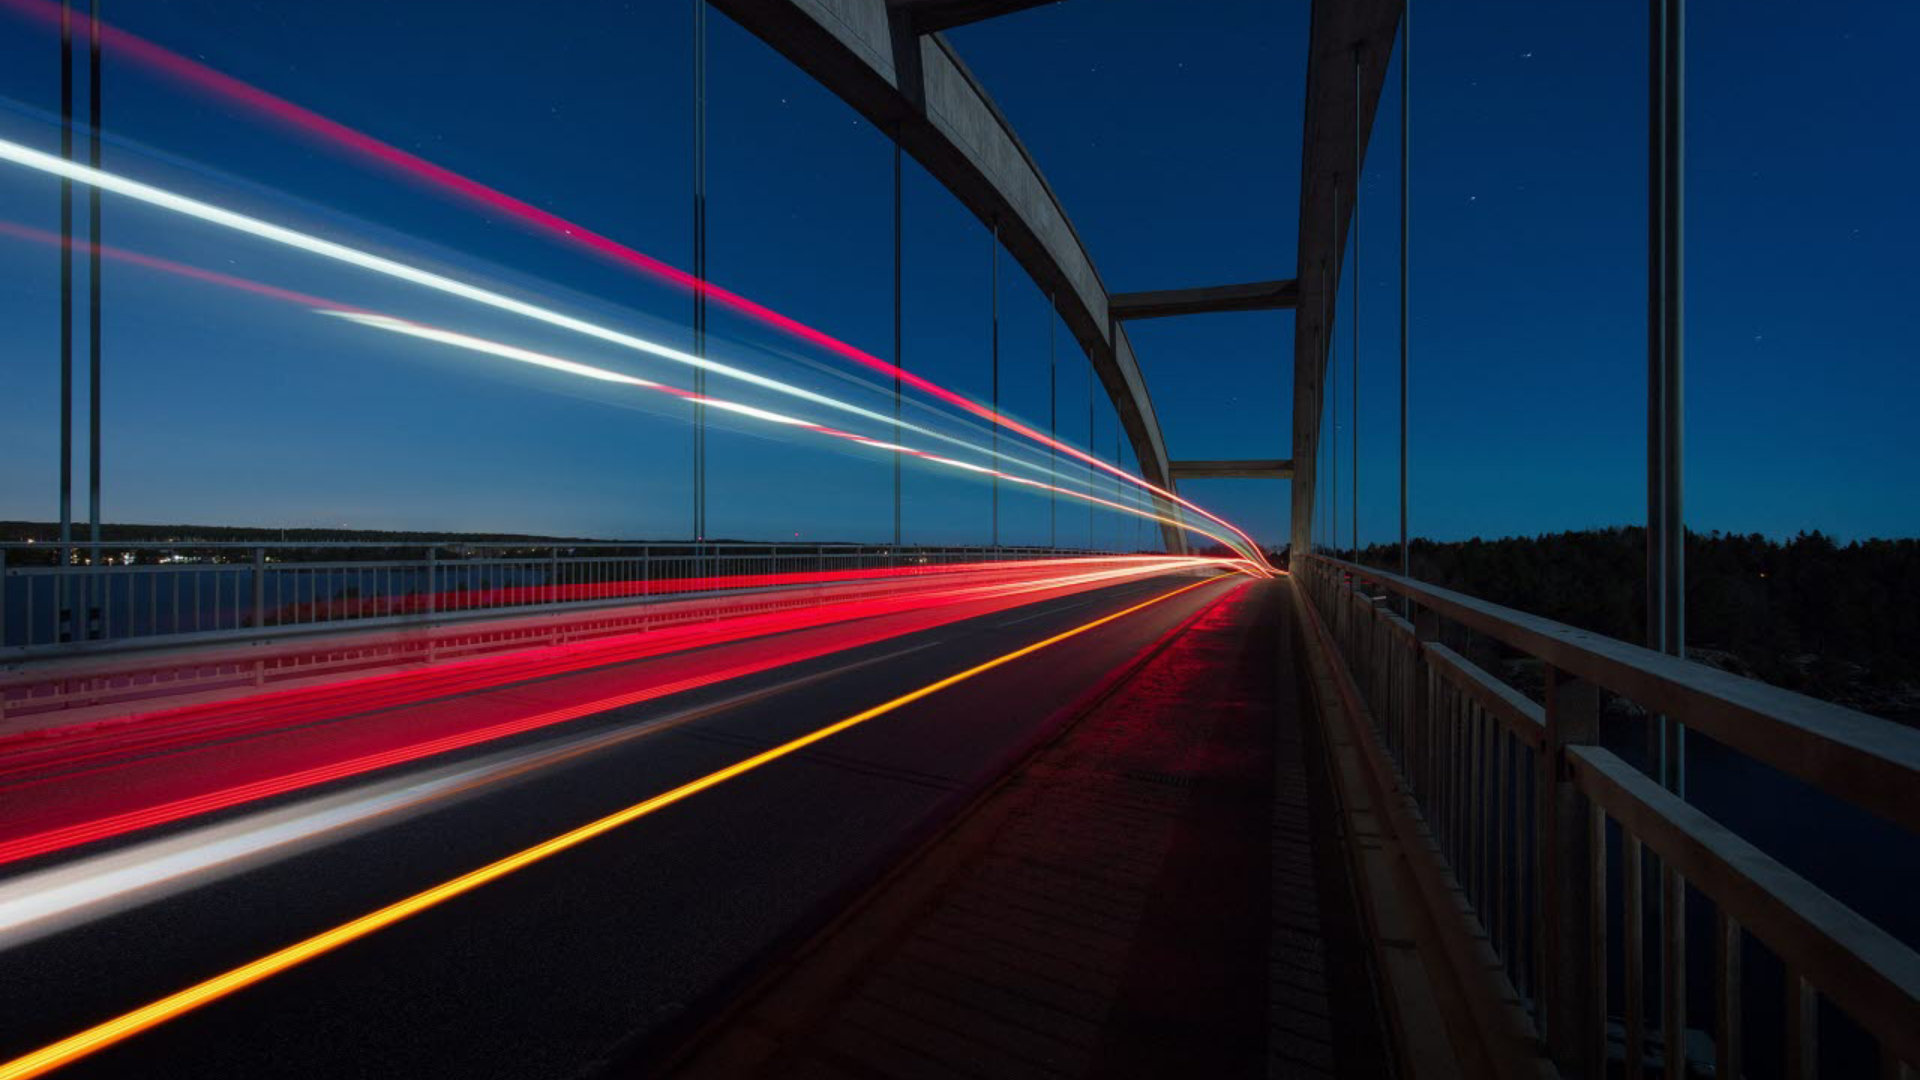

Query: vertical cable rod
[[1086, 356, 1094, 550], [1352, 45, 1361, 563], [1320, 257, 1330, 554], [58, 1, 72, 556], [57, 0, 74, 642], [1661, 0, 1686, 796], [691, 0, 708, 543], [1329, 182, 1340, 557], [1400, 1, 1412, 594], [87, 0, 101, 561], [990, 221, 999, 550], [1048, 291, 1057, 550], [1647, 0, 1687, 795], [893, 138, 903, 548]]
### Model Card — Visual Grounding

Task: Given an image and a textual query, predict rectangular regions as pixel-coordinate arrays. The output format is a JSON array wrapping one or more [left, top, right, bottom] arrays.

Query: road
[[0, 569, 1249, 1079]]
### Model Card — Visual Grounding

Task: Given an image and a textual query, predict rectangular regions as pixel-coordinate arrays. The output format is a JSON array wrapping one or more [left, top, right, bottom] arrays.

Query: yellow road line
[[0, 573, 1236, 1079]]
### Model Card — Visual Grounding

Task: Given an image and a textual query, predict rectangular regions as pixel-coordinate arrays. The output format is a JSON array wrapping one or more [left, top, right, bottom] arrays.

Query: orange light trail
[[0, 573, 1237, 1080]]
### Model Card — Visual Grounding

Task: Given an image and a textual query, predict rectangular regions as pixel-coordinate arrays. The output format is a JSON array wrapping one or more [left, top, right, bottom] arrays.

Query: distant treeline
[[1347, 527, 1920, 725]]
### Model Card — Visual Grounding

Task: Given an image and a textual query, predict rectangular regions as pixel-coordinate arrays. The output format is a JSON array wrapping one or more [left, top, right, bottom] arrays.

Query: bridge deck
[[669, 579, 1384, 1078]]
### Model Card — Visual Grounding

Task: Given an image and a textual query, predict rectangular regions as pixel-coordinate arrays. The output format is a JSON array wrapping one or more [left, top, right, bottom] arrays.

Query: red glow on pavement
[[0, 0, 1272, 569]]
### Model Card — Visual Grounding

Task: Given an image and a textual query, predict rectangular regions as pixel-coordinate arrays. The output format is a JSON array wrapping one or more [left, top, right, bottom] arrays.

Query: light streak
[[0, 221, 373, 314], [326, 312, 661, 388], [0, 572, 1237, 1080], [0, 555, 1220, 781], [324, 312, 1261, 558], [0, 220, 1171, 540], [0, 558, 1235, 864], [0, 0, 1270, 565], [0, 757, 506, 950], [0, 638, 936, 951], [0, 139, 1196, 544], [0, 137, 899, 424], [0, 213, 1177, 530]]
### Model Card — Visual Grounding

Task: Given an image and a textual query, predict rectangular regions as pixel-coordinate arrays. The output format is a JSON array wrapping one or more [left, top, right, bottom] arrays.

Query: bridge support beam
[[1168, 459, 1293, 482], [1288, 0, 1402, 556], [1109, 279, 1300, 321], [883, 0, 1053, 34], [709, 0, 1183, 554]]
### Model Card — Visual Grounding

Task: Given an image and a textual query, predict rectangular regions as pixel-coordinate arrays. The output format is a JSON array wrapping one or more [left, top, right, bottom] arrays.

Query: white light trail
[[325, 311, 1258, 557], [0, 136, 1180, 525]]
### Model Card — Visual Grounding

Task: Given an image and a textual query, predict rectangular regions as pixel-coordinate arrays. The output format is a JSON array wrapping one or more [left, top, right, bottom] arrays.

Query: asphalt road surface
[[0, 570, 1247, 1079]]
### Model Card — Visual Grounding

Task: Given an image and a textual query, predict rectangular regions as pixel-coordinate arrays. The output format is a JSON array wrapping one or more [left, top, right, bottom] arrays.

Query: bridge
[[0, 2, 1914, 1078]]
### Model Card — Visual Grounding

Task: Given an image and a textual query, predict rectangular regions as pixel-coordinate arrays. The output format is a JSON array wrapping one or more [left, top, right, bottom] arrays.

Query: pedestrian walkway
[[668, 579, 1383, 1079]]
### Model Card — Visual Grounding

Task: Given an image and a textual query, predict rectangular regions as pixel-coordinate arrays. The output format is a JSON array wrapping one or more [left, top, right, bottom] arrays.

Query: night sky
[[0, 0, 1913, 548]]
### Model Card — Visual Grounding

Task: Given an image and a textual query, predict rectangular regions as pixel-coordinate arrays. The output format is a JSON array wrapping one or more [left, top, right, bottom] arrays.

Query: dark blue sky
[[0, 1, 1913, 546]]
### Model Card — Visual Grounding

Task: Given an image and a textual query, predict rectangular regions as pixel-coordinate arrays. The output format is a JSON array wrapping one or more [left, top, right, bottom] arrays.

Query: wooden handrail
[[1569, 745, 1920, 1066], [1307, 554, 1920, 834]]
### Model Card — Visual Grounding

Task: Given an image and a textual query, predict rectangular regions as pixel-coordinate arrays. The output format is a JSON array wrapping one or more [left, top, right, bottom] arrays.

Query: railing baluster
[[1454, 689, 1468, 870], [1627, 831, 1647, 1079], [1468, 700, 1485, 906], [1717, 910, 1741, 1080], [1489, 726, 1505, 960], [1786, 969, 1817, 1080], [1589, 801, 1609, 1080], [1663, 865, 1687, 1077], [1441, 682, 1455, 856], [1396, 630, 1409, 758], [1542, 663, 1602, 1077], [1449, 683, 1463, 864], [1424, 663, 1440, 820]]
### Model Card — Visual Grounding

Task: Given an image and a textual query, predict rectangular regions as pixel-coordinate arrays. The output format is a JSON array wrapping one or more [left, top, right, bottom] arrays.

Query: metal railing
[[1296, 553, 1919, 1079], [0, 540, 1114, 657]]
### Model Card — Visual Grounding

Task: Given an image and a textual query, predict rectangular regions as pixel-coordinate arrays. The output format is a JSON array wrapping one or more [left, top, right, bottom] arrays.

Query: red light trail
[[0, 559, 1237, 868], [0, 556, 1230, 779]]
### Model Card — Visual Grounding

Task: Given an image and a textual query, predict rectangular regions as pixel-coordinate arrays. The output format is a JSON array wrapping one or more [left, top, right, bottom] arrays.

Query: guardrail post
[[1369, 597, 1388, 719], [1408, 606, 1437, 801], [251, 546, 266, 630], [425, 548, 437, 617], [1541, 663, 1604, 1077], [1345, 574, 1361, 663], [1330, 567, 1346, 655], [59, 541, 77, 641]]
